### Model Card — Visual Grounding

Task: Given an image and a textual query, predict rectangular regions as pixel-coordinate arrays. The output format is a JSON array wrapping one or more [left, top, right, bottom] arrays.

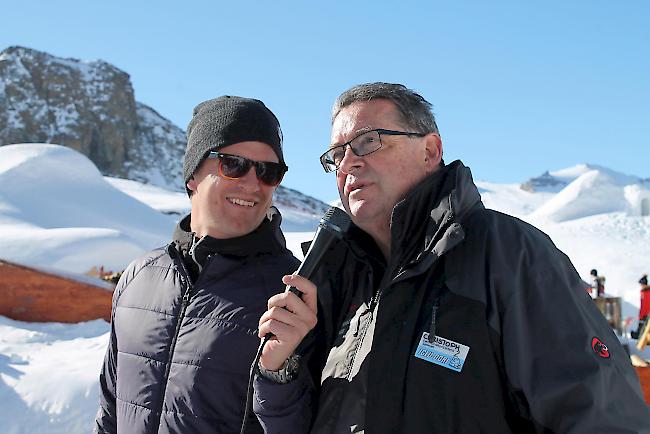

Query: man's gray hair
[[331, 83, 439, 135]]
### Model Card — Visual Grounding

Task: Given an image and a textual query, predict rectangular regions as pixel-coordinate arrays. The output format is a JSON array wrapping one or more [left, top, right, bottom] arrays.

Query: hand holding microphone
[[241, 207, 350, 433], [257, 275, 318, 370], [257, 206, 351, 370]]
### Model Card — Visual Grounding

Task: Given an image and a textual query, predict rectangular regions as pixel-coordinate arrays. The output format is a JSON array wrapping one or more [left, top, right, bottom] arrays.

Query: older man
[[255, 83, 650, 433], [94, 96, 299, 433]]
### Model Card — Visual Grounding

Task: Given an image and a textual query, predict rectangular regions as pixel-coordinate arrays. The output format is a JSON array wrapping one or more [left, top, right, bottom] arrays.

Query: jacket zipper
[[346, 266, 391, 380], [345, 228, 453, 379], [342, 202, 461, 380], [157, 245, 194, 425]]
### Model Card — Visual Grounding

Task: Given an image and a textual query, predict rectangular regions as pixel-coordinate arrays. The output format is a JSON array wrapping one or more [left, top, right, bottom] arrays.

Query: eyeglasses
[[208, 151, 288, 186], [319, 129, 427, 173]]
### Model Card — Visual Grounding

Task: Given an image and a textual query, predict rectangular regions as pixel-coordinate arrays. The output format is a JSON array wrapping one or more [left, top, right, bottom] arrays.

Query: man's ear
[[186, 176, 197, 194], [424, 133, 443, 172]]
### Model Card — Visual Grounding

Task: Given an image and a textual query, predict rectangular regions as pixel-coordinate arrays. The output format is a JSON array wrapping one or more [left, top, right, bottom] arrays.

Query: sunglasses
[[207, 151, 288, 186]]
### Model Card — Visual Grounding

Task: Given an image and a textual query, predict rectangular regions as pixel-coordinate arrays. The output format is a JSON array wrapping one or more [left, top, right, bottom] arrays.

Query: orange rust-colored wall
[[636, 367, 650, 405], [0, 260, 113, 323]]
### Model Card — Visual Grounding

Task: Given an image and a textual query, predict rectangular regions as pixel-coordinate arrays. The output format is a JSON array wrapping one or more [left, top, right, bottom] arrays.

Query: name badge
[[414, 332, 470, 372]]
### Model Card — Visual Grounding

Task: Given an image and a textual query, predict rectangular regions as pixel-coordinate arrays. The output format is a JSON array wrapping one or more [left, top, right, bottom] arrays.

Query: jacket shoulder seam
[[116, 251, 171, 301]]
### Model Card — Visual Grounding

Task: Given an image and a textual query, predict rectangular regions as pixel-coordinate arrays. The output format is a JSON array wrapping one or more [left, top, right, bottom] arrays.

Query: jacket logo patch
[[415, 332, 469, 372], [591, 337, 610, 358]]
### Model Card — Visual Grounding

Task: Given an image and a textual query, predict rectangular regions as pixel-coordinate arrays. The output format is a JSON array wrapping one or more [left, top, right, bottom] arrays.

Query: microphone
[[240, 206, 351, 434], [286, 206, 351, 298]]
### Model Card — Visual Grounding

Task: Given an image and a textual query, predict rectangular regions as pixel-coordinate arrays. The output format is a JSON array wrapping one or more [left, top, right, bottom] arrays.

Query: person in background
[[632, 274, 650, 339], [94, 96, 299, 434], [590, 268, 606, 298], [253, 82, 650, 433]]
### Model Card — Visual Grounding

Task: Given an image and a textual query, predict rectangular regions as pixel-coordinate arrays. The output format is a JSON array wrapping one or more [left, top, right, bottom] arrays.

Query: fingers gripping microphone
[[287, 206, 351, 297]]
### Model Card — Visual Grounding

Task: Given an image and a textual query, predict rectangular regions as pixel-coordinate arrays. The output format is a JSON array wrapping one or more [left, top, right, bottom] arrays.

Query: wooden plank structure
[[637, 320, 650, 351], [0, 259, 113, 323], [635, 367, 650, 404], [593, 296, 623, 335]]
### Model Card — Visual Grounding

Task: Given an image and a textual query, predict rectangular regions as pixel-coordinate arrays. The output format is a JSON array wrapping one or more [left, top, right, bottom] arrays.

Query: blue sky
[[3, 0, 649, 202]]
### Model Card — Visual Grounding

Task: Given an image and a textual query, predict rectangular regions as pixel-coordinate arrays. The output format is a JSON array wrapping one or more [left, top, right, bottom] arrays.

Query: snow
[[1, 143, 649, 433], [475, 181, 554, 217], [550, 163, 640, 185], [0, 317, 109, 434], [530, 169, 628, 222], [104, 176, 190, 216], [0, 144, 177, 274]]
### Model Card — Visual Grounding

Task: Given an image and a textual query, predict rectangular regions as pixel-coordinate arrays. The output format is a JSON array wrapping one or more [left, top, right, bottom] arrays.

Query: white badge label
[[414, 332, 470, 372]]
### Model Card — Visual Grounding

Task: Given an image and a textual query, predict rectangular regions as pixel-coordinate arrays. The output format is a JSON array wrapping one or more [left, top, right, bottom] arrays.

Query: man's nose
[[237, 166, 261, 191], [337, 146, 363, 174]]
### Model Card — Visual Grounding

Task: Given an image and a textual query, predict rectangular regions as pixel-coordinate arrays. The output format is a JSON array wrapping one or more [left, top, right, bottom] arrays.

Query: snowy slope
[[0, 144, 176, 273], [0, 317, 108, 434], [2, 150, 650, 434], [0, 144, 324, 277], [530, 166, 641, 222]]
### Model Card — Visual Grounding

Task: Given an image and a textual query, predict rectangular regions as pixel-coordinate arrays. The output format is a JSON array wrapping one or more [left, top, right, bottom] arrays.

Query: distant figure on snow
[[632, 274, 650, 339], [590, 268, 606, 298]]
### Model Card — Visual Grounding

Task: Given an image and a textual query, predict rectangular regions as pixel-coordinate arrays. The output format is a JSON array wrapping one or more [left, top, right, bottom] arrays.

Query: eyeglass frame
[[319, 128, 428, 173], [207, 151, 288, 186]]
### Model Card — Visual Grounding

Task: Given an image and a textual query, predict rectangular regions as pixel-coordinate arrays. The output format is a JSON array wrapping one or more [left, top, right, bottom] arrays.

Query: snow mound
[[0, 144, 175, 273], [530, 169, 624, 222], [476, 181, 554, 217], [521, 163, 641, 194], [531, 168, 632, 222], [105, 176, 190, 216], [0, 316, 110, 434], [550, 163, 639, 185]]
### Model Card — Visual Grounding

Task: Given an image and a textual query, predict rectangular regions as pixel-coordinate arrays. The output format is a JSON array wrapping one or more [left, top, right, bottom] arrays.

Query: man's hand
[[258, 274, 318, 371]]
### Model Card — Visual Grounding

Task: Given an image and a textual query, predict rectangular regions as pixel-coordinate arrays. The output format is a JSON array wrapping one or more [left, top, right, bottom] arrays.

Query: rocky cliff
[[0, 46, 331, 215], [0, 46, 186, 190]]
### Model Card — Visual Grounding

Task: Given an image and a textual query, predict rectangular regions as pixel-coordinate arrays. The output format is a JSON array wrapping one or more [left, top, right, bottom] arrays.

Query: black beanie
[[183, 96, 284, 194]]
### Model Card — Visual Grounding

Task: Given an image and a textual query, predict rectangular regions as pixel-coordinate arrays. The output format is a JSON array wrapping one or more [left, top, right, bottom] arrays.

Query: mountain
[[523, 164, 649, 222], [520, 164, 642, 194], [0, 46, 187, 190], [0, 46, 329, 211]]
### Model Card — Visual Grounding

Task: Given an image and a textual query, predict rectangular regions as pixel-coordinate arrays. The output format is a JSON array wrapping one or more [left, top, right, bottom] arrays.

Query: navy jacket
[[95, 209, 299, 433]]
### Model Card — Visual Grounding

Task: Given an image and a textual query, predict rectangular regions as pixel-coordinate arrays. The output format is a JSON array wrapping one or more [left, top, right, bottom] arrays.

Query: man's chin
[[204, 219, 263, 239], [347, 199, 373, 221]]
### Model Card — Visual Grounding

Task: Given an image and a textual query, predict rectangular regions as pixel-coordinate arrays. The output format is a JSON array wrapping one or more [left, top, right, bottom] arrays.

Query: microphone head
[[319, 206, 351, 238]]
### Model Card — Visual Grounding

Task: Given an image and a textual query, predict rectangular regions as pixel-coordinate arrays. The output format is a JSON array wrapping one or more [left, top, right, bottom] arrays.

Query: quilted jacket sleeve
[[93, 265, 133, 434]]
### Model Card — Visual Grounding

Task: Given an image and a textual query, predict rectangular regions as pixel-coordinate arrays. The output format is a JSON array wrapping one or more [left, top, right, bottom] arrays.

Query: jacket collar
[[389, 160, 484, 266], [173, 206, 289, 272], [338, 160, 483, 272]]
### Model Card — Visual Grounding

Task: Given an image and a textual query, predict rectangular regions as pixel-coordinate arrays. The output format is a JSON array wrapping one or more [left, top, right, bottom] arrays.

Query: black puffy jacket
[[94, 209, 299, 433]]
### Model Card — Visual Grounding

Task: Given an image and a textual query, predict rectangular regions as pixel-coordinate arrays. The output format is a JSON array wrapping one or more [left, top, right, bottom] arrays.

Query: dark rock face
[[0, 46, 330, 214], [520, 170, 568, 193], [0, 46, 185, 190]]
